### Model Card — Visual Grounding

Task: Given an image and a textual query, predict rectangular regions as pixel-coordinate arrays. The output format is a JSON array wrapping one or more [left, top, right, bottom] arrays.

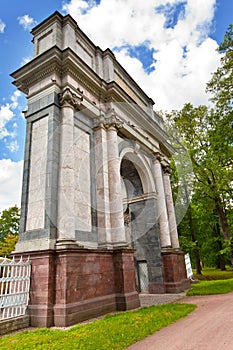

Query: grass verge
[[187, 278, 233, 296], [194, 267, 233, 280], [0, 304, 196, 350]]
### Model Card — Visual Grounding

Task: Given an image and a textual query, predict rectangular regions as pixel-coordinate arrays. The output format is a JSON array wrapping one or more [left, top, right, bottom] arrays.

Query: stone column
[[163, 167, 180, 249], [152, 154, 171, 248], [57, 88, 82, 241], [106, 114, 127, 246], [93, 116, 112, 248]]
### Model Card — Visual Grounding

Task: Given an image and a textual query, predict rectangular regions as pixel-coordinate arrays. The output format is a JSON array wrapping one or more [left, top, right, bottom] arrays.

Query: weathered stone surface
[[0, 315, 30, 336]]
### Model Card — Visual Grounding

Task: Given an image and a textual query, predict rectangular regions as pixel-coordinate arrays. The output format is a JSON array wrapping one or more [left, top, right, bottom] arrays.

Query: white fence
[[0, 256, 31, 321]]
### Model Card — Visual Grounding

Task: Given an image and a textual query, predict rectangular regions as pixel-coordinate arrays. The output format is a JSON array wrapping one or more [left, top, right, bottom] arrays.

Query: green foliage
[[0, 206, 20, 256], [207, 24, 233, 111], [167, 25, 233, 272], [167, 39, 233, 266], [187, 279, 233, 296], [0, 234, 18, 256], [0, 206, 20, 241], [179, 235, 196, 254], [0, 304, 196, 350], [168, 103, 232, 206]]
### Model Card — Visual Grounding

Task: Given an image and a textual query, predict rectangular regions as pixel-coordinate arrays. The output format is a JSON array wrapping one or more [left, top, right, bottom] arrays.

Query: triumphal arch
[[12, 12, 189, 327]]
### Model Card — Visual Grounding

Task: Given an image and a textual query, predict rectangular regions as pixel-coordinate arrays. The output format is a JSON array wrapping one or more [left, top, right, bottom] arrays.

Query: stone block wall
[[13, 248, 140, 327], [0, 316, 30, 336], [162, 251, 190, 293]]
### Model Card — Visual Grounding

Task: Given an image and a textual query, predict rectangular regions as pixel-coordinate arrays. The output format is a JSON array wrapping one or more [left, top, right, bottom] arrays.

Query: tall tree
[[207, 24, 233, 113], [168, 103, 233, 261], [206, 23, 233, 257]]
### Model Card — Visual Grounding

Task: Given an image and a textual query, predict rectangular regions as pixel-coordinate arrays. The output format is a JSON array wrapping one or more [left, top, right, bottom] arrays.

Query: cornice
[[103, 92, 175, 156], [31, 11, 63, 36], [114, 64, 154, 108], [11, 46, 62, 94], [11, 44, 174, 156]]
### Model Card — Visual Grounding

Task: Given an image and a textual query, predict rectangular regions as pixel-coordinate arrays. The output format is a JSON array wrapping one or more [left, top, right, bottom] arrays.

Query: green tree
[[206, 23, 233, 244], [0, 206, 20, 255], [207, 24, 233, 113], [0, 234, 18, 257], [168, 103, 233, 263], [165, 24, 233, 269]]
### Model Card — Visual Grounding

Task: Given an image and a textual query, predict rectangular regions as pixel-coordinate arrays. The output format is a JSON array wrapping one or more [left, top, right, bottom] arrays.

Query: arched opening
[[121, 158, 143, 199], [120, 154, 164, 293]]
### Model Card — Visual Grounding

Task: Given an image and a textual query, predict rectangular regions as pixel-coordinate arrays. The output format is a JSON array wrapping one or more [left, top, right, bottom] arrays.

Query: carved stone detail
[[134, 142, 140, 155], [163, 166, 172, 175], [94, 109, 124, 131], [59, 87, 83, 109], [152, 152, 163, 163]]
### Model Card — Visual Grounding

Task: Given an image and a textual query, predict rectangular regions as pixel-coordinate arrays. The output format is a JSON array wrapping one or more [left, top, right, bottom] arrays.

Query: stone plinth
[[148, 282, 165, 294], [13, 248, 140, 327], [162, 250, 190, 293]]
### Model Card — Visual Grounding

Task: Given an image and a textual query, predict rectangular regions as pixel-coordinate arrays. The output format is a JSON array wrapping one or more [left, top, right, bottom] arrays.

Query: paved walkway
[[139, 292, 186, 307], [127, 291, 233, 350]]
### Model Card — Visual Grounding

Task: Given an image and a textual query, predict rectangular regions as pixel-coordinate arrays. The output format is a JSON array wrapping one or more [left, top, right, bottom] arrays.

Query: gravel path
[[127, 291, 233, 350], [139, 292, 186, 307]]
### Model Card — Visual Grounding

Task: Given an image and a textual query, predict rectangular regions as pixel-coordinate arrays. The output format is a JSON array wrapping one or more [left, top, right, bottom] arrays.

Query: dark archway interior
[[121, 158, 143, 199]]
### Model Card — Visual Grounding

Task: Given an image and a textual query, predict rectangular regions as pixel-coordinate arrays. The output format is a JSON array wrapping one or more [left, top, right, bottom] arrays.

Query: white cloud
[[6, 140, 19, 153], [0, 19, 6, 33], [21, 57, 32, 66], [0, 159, 23, 212], [0, 91, 21, 141], [62, 0, 220, 110], [0, 104, 14, 126], [10, 90, 21, 110], [18, 14, 37, 30]]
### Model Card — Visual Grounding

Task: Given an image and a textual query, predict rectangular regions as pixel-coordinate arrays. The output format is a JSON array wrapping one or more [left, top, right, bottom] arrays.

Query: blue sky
[[0, 0, 232, 211]]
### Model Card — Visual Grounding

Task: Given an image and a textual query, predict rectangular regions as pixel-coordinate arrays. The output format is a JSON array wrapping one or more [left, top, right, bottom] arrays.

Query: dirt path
[[127, 291, 233, 350]]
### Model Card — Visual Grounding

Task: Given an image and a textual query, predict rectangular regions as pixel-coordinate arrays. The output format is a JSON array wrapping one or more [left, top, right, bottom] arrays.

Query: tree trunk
[[217, 241, 226, 271], [188, 206, 202, 275], [183, 182, 202, 274], [214, 221, 226, 270], [214, 197, 233, 265], [215, 198, 230, 240]]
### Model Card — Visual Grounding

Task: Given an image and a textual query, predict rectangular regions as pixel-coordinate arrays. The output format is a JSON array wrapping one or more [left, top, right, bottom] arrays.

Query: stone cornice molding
[[59, 87, 83, 109], [11, 46, 62, 94], [94, 109, 124, 131]]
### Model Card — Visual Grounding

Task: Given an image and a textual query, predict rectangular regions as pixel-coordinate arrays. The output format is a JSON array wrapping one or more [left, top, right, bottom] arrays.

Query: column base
[[162, 250, 190, 293], [148, 282, 166, 294]]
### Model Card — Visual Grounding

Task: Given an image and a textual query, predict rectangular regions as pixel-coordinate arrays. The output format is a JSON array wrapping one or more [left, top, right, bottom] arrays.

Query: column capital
[[152, 152, 163, 163], [94, 109, 124, 131], [162, 165, 172, 175], [59, 87, 83, 109]]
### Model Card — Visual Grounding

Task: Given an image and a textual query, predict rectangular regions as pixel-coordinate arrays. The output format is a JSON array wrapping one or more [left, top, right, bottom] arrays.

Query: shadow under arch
[[119, 148, 164, 294], [119, 147, 156, 196]]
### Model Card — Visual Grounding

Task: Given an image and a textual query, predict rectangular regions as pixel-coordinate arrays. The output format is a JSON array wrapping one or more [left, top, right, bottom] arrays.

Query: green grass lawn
[[0, 304, 196, 350], [194, 267, 233, 280], [187, 278, 233, 296], [188, 267, 233, 296]]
